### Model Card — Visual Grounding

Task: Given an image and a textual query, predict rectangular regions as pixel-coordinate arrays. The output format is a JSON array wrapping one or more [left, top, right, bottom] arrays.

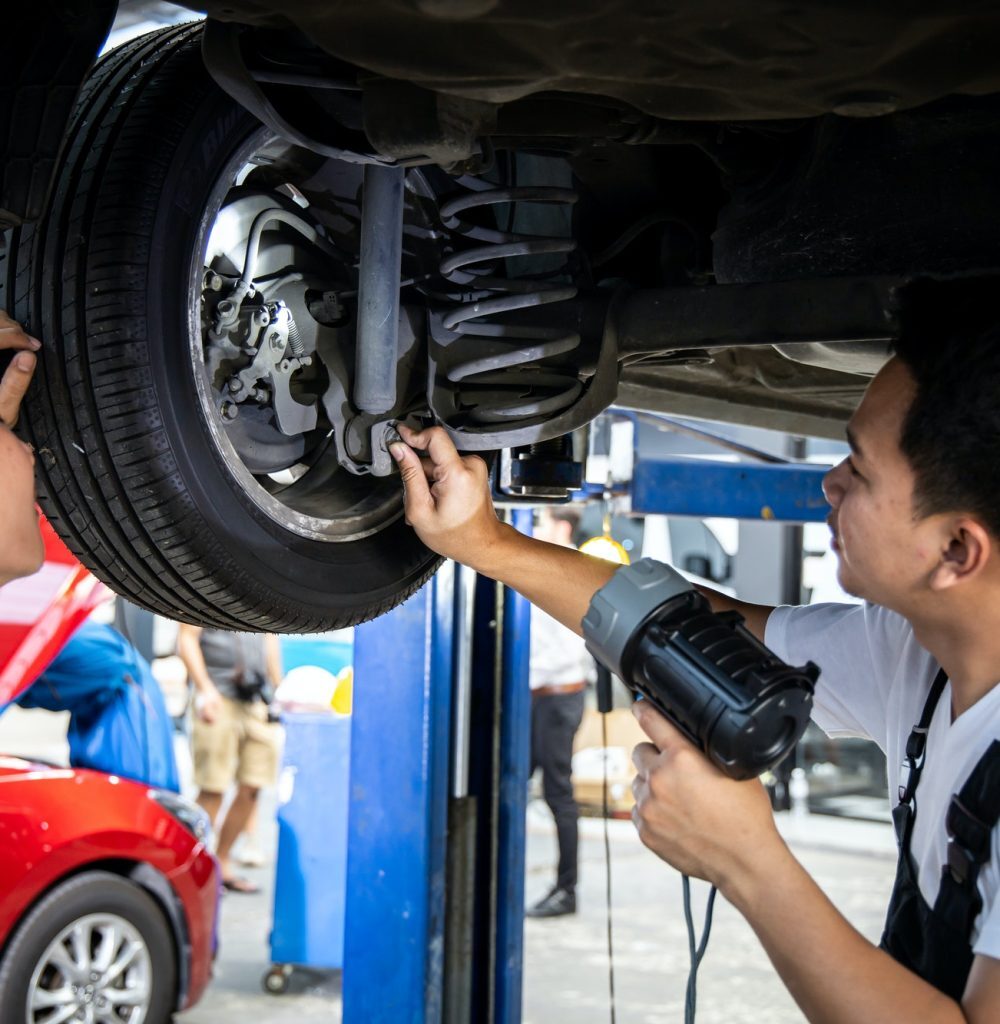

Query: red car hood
[[0, 515, 110, 706], [0, 754, 69, 778]]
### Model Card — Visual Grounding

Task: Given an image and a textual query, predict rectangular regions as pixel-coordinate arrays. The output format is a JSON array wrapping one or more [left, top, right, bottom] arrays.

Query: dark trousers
[[530, 689, 585, 893]]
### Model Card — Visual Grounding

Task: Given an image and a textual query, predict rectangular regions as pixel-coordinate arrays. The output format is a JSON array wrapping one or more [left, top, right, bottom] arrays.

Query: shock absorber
[[436, 182, 583, 428]]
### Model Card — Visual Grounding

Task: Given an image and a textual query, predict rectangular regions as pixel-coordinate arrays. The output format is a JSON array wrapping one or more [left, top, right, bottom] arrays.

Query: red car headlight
[[148, 789, 212, 843]]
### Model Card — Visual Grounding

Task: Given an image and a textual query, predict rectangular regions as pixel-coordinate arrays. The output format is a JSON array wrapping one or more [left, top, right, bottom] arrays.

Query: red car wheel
[[0, 870, 177, 1024]]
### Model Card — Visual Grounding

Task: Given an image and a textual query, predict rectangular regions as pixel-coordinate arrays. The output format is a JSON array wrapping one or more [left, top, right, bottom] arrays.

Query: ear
[[928, 517, 993, 591]]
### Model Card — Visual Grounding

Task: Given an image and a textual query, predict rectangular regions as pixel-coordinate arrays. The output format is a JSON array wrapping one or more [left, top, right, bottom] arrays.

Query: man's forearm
[[727, 841, 964, 1024], [177, 634, 217, 694], [693, 583, 775, 642], [390, 424, 775, 638], [471, 522, 775, 640], [265, 635, 283, 687], [469, 522, 618, 635]]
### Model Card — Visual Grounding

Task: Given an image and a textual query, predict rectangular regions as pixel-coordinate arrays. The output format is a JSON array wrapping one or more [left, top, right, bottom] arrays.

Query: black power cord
[[600, 708, 618, 1024], [682, 876, 717, 1024], [597, 664, 717, 1023], [596, 665, 618, 1024]]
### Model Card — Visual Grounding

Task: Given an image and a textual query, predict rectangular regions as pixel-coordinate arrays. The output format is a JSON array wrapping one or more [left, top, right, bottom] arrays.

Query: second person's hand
[[0, 310, 41, 428], [389, 424, 511, 571], [196, 686, 223, 725]]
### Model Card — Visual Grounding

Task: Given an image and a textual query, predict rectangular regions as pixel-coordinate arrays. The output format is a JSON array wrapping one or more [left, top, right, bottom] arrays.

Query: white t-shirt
[[766, 601, 1000, 959], [529, 605, 597, 690]]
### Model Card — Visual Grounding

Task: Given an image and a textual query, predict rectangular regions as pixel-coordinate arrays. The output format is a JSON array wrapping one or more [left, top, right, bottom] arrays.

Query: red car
[[0, 519, 219, 1023], [0, 759, 218, 1022]]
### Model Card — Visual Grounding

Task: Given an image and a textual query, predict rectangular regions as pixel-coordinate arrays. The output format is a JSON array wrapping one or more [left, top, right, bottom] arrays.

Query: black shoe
[[525, 887, 576, 918]]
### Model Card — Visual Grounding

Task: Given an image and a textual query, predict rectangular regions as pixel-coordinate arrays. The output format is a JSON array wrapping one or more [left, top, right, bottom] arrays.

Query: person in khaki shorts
[[177, 625, 282, 893]]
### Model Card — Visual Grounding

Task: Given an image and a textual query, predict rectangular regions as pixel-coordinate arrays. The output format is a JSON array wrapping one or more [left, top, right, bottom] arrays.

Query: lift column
[[342, 509, 534, 1024]]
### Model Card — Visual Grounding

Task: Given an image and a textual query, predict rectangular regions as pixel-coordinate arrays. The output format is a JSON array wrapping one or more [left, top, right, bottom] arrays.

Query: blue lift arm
[[631, 458, 830, 522]]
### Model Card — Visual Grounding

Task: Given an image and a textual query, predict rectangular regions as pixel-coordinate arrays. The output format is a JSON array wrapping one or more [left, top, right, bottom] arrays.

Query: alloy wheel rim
[[27, 913, 153, 1024], [187, 130, 413, 543]]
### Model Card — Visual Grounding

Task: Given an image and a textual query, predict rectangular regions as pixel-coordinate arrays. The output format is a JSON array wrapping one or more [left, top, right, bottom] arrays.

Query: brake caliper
[[217, 300, 317, 437]]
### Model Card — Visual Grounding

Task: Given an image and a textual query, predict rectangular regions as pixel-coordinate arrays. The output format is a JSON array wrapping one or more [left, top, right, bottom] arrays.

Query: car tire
[[0, 22, 442, 631], [0, 870, 177, 1024]]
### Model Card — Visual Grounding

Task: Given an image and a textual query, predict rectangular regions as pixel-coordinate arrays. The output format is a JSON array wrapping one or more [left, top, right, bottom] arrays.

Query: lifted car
[[3, 2, 999, 630]]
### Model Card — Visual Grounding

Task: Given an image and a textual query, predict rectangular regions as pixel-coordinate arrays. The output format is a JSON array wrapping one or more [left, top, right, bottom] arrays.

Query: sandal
[[222, 875, 260, 894]]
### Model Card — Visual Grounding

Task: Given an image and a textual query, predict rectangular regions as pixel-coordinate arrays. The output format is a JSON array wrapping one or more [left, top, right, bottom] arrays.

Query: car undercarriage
[[2, 2, 999, 629]]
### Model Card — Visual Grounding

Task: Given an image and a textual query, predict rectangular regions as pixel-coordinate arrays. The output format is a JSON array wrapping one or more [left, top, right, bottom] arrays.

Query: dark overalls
[[880, 668, 1000, 1000]]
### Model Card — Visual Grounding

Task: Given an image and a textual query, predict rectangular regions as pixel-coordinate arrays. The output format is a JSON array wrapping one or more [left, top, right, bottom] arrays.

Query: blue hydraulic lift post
[[342, 566, 456, 1024]]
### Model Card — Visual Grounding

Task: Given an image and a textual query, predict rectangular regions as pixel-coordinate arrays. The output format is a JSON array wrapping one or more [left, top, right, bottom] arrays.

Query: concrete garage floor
[[522, 806, 896, 1024], [0, 708, 897, 1023], [177, 796, 897, 1024]]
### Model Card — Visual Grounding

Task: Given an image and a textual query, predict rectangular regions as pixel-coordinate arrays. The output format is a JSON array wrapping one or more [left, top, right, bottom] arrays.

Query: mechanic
[[11, 620, 180, 792], [388, 283, 1000, 1021], [526, 506, 596, 919], [177, 624, 283, 894]]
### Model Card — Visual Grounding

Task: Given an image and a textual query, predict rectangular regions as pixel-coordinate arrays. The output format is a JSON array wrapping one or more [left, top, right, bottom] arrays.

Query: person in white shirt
[[388, 277, 1000, 1021], [526, 507, 597, 918]]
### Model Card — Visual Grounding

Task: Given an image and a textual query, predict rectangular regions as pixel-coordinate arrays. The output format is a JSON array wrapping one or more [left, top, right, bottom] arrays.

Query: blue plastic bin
[[268, 712, 351, 981]]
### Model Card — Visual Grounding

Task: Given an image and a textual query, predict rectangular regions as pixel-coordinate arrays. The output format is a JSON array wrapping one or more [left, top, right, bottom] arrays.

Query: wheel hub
[[189, 141, 440, 542], [29, 913, 152, 1024]]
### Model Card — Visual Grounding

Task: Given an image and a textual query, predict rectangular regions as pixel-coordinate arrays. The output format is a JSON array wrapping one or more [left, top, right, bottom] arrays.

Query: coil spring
[[269, 300, 305, 357], [286, 314, 304, 357], [437, 184, 582, 426]]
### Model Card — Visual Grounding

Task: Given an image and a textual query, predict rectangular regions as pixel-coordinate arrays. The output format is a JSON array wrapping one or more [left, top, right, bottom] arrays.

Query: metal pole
[[444, 564, 478, 1024], [780, 437, 808, 604], [452, 564, 476, 799]]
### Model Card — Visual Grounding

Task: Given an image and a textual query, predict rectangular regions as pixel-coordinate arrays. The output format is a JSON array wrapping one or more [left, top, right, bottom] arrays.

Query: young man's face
[[822, 357, 941, 611]]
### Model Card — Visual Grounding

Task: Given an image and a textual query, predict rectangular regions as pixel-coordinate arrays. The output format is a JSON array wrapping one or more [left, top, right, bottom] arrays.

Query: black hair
[[892, 276, 1000, 537]]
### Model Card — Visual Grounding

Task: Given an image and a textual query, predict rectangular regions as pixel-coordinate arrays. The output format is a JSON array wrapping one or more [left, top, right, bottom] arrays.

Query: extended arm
[[390, 425, 773, 639], [264, 634, 283, 688]]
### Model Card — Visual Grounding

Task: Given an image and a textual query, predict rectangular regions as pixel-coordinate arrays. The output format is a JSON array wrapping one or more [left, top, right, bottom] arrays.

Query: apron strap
[[898, 668, 949, 807], [935, 740, 1000, 936]]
